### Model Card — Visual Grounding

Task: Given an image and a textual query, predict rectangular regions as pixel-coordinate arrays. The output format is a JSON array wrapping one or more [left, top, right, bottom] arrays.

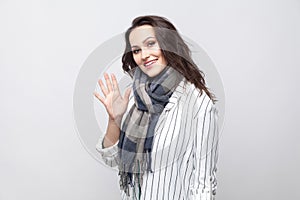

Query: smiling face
[[129, 25, 168, 78]]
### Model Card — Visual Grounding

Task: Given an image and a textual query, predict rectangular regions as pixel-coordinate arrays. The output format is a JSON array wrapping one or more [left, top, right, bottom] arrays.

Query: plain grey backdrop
[[1, 0, 299, 199]]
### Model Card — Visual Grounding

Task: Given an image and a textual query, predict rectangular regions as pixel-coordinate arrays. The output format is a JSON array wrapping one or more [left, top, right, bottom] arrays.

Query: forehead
[[129, 25, 156, 45]]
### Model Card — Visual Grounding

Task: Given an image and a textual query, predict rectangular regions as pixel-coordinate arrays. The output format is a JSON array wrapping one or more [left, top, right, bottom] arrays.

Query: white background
[[1, 0, 299, 199]]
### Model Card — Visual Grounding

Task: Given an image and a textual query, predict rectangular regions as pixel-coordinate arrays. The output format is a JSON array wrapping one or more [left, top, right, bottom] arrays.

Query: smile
[[144, 59, 158, 68]]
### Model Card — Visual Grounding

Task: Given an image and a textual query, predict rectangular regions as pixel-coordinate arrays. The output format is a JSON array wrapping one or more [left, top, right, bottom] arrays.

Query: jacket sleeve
[[95, 134, 119, 169], [189, 97, 219, 200]]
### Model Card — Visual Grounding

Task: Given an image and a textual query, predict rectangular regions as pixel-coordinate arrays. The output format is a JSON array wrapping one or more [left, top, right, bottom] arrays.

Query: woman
[[94, 15, 219, 200]]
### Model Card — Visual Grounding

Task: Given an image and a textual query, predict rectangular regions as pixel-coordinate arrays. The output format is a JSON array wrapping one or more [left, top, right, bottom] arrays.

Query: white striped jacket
[[96, 79, 219, 200]]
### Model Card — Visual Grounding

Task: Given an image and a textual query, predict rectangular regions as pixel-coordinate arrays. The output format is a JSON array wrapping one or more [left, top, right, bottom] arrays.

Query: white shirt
[[96, 79, 219, 200]]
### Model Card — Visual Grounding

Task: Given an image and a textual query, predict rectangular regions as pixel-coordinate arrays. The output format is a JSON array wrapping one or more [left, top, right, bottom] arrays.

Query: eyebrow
[[131, 36, 155, 48]]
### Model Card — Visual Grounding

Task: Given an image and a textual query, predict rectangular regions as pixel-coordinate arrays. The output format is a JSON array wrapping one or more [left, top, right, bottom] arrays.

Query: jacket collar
[[164, 78, 188, 111]]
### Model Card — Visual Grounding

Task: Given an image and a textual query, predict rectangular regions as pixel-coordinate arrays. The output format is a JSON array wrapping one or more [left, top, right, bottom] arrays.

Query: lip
[[144, 59, 158, 68]]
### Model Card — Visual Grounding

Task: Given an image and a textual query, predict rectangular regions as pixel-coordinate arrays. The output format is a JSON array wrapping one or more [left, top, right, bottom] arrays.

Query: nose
[[141, 48, 150, 60]]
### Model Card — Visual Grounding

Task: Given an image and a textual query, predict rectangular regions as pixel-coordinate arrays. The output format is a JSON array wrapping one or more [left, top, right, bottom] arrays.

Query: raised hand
[[94, 73, 131, 126]]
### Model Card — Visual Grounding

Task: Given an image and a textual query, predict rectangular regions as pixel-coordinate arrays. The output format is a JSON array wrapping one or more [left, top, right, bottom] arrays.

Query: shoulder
[[181, 81, 215, 119]]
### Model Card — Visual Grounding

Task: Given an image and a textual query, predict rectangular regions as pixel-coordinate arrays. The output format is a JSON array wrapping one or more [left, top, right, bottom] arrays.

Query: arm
[[95, 117, 122, 168], [96, 132, 119, 168], [95, 92, 135, 168], [94, 73, 132, 168], [190, 97, 219, 199], [103, 117, 122, 148]]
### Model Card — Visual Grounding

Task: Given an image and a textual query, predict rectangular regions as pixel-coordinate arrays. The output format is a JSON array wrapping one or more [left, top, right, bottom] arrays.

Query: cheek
[[158, 51, 167, 65], [133, 54, 141, 65]]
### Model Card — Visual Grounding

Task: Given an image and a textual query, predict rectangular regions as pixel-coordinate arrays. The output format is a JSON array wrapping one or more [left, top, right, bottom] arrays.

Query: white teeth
[[144, 59, 157, 67]]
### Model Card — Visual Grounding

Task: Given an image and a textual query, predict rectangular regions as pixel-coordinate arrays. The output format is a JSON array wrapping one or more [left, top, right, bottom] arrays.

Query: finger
[[93, 91, 105, 105], [111, 73, 121, 93], [104, 73, 113, 92], [124, 87, 132, 101], [98, 79, 108, 97]]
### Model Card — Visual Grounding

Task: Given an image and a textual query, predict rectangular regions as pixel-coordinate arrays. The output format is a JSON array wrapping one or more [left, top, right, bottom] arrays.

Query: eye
[[147, 41, 156, 47], [132, 49, 140, 54]]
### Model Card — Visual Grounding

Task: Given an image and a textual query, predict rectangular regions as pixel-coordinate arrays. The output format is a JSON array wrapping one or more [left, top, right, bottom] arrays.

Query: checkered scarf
[[117, 66, 183, 198]]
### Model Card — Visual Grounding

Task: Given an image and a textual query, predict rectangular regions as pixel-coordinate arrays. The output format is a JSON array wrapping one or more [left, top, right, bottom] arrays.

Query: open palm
[[94, 73, 131, 123]]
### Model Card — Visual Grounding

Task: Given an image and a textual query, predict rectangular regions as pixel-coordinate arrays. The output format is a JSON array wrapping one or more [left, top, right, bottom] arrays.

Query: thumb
[[124, 87, 131, 101]]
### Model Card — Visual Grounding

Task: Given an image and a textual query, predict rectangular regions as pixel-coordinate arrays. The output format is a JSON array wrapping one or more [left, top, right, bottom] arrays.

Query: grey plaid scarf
[[117, 66, 183, 198]]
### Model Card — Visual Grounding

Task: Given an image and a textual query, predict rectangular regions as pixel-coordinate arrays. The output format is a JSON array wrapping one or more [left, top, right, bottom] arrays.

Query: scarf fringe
[[119, 153, 154, 198]]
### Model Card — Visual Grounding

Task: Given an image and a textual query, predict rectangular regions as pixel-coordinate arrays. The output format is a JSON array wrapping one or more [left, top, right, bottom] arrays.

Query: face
[[129, 25, 168, 78]]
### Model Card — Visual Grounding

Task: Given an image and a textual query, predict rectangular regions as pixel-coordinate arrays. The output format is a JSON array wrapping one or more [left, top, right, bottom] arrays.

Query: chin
[[146, 69, 161, 77]]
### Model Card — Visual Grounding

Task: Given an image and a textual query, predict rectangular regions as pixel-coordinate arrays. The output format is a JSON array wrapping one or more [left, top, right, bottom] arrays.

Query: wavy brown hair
[[122, 15, 216, 102]]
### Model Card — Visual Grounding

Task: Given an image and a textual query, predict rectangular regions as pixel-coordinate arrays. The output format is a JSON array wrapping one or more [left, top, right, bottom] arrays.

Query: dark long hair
[[122, 15, 215, 102]]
